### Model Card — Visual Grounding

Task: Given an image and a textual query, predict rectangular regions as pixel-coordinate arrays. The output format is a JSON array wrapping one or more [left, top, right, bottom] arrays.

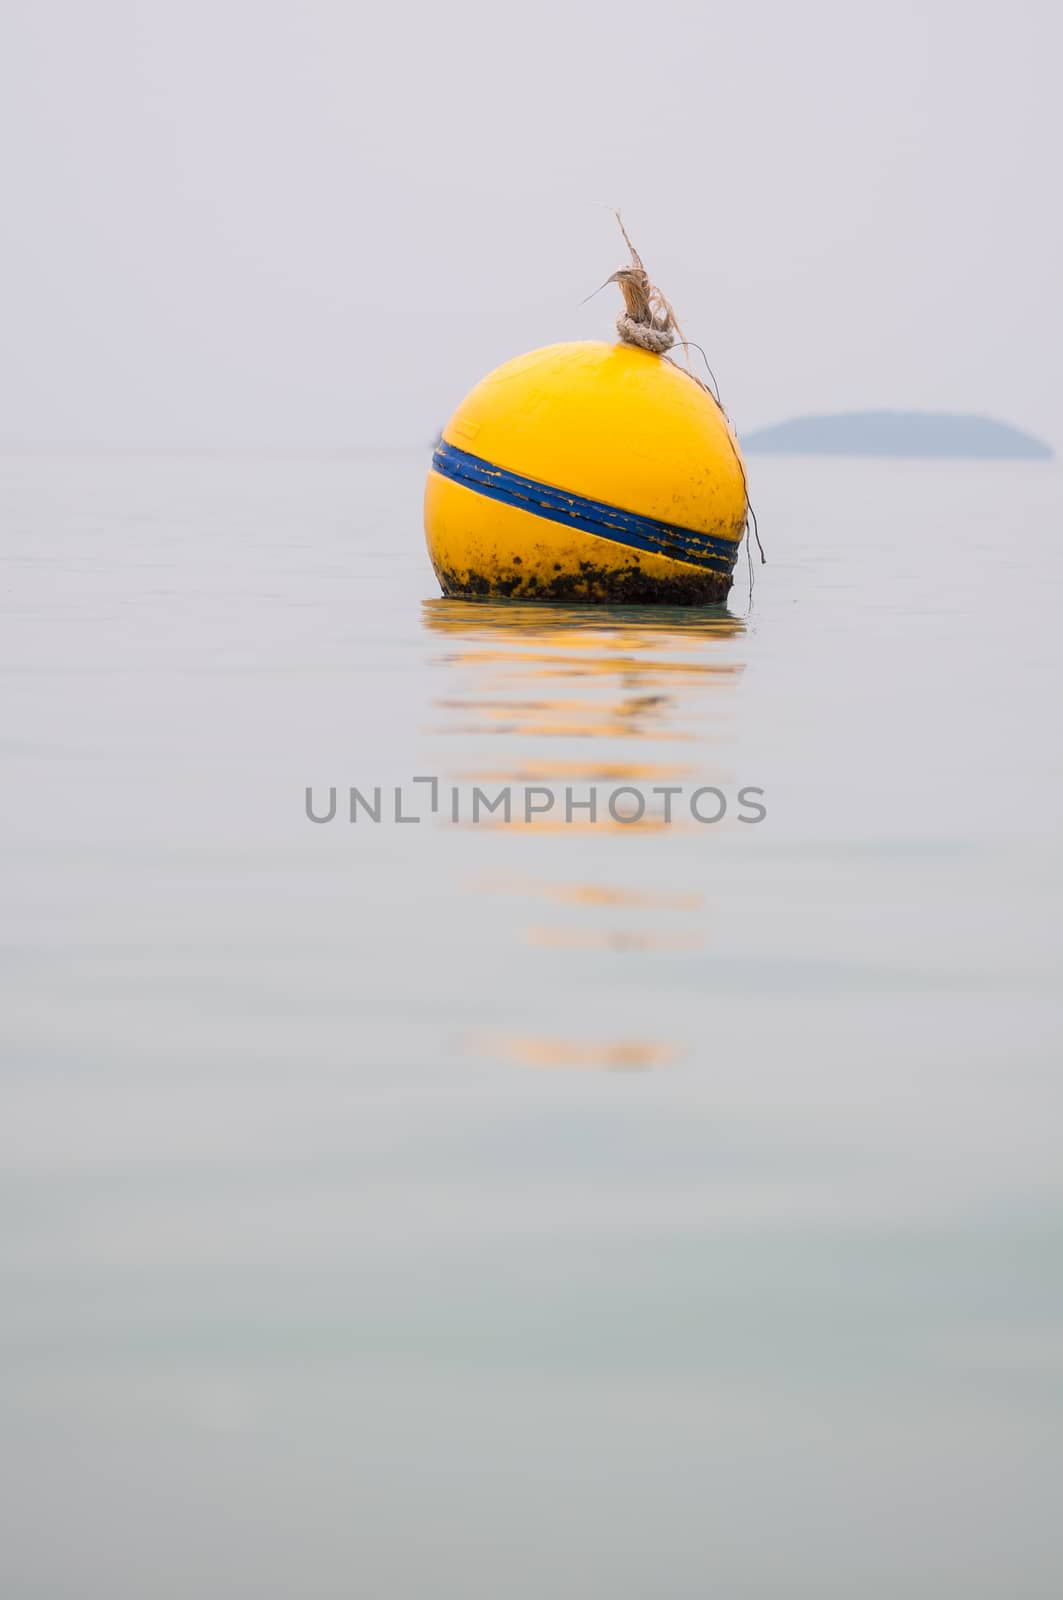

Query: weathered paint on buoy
[[424, 340, 748, 604]]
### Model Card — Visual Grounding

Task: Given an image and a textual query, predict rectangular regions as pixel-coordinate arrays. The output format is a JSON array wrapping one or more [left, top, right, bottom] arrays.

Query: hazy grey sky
[[2, 0, 1059, 450]]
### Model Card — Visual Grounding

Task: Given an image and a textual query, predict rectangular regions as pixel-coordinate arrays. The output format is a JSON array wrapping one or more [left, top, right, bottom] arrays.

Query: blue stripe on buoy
[[432, 441, 741, 575]]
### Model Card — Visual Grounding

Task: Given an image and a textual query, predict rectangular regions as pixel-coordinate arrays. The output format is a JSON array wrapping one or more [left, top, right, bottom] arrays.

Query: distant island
[[742, 411, 1054, 460]]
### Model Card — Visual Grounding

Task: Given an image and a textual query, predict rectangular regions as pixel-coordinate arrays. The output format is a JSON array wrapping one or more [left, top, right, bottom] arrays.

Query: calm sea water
[[2, 451, 1061, 1597]]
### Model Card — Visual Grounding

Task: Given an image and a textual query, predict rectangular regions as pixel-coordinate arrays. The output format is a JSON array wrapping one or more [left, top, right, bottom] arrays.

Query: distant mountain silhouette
[[743, 411, 1053, 460]]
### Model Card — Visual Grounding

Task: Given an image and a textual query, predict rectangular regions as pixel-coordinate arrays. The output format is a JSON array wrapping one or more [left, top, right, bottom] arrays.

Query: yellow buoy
[[424, 339, 749, 604]]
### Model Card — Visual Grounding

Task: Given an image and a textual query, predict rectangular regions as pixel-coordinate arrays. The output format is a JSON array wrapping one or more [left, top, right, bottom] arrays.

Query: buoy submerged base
[[433, 561, 732, 605]]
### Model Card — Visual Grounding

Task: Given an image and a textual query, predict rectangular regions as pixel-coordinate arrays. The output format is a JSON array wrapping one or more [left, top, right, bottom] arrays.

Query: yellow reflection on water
[[423, 596, 745, 1070], [453, 815, 696, 833], [422, 599, 746, 641], [431, 693, 685, 742], [471, 1033, 681, 1071], [423, 598, 745, 744], [456, 762, 693, 781], [470, 875, 703, 910]]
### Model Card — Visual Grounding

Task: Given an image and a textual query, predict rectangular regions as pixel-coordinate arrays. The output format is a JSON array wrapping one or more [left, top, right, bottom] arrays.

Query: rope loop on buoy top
[[608, 212, 680, 354]]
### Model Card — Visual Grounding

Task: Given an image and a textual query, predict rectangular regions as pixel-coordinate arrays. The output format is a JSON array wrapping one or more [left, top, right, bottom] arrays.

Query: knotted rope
[[607, 213, 681, 354]]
